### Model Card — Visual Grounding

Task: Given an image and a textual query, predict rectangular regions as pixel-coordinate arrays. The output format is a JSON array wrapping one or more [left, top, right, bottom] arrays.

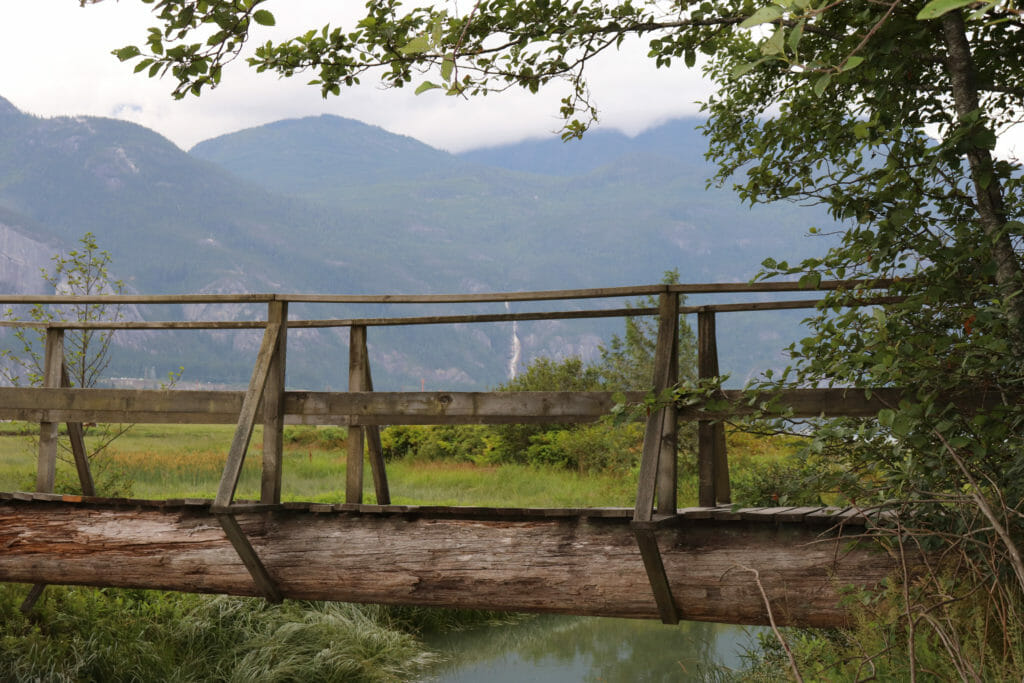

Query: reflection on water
[[422, 615, 762, 682]]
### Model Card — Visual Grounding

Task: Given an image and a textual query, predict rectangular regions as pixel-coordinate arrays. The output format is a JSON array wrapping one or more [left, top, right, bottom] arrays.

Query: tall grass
[[0, 422, 669, 506], [0, 584, 447, 683]]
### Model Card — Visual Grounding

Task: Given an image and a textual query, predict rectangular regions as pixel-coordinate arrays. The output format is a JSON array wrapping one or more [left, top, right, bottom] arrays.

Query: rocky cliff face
[[0, 223, 56, 294]]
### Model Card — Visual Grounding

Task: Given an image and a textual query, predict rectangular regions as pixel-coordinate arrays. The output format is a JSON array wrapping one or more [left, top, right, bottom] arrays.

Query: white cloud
[[0, 1, 712, 152]]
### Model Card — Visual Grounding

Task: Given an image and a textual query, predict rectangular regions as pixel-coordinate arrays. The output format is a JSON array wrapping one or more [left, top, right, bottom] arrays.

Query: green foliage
[[523, 420, 644, 473], [490, 356, 603, 465], [1, 232, 125, 389], [729, 454, 826, 508], [597, 269, 696, 392], [283, 425, 349, 451], [741, 569, 1024, 681], [0, 584, 436, 683], [380, 424, 494, 464], [0, 234, 140, 497]]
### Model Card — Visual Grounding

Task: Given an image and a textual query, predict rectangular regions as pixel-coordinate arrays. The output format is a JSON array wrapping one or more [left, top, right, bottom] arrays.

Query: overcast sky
[[0, 1, 713, 153]]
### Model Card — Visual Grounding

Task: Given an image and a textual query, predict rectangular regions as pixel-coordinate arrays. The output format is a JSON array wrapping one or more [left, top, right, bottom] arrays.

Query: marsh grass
[[0, 423, 657, 507], [0, 584, 446, 683]]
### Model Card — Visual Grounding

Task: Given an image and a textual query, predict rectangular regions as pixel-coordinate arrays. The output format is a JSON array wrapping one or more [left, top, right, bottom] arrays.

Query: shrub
[[729, 454, 827, 507], [283, 426, 348, 450]]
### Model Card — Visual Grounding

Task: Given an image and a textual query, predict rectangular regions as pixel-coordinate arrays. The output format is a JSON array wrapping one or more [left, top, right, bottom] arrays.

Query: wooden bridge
[[0, 281, 914, 627]]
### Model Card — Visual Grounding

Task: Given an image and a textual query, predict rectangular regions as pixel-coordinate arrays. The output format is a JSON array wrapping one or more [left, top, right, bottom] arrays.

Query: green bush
[[283, 425, 348, 450], [380, 425, 494, 464], [729, 454, 827, 507], [523, 421, 644, 473]]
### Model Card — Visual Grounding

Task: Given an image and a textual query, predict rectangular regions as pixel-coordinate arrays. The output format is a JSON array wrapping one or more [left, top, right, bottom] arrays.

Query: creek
[[421, 615, 763, 682]]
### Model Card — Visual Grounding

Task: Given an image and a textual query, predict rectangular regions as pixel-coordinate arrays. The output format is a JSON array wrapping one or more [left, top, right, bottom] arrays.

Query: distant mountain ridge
[[0, 99, 837, 388], [456, 119, 710, 177]]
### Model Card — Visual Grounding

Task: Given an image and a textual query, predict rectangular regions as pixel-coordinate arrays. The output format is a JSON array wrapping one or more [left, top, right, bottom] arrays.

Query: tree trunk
[[941, 11, 1024, 341], [0, 498, 908, 628]]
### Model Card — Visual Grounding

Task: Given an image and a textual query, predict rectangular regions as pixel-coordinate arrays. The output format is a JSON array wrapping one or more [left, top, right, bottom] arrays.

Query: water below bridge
[[422, 615, 764, 681]]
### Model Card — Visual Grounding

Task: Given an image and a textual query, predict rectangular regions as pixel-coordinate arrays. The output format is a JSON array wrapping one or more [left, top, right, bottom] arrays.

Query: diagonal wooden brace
[[213, 322, 281, 510], [215, 513, 282, 603], [631, 523, 680, 624]]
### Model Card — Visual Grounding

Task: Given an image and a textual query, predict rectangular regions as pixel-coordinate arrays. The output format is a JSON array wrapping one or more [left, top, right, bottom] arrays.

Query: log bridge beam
[[0, 494, 901, 628]]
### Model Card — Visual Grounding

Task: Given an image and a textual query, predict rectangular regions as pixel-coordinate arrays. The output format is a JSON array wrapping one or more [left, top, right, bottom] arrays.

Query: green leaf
[[400, 34, 432, 55], [252, 9, 275, 26], [853, 121, 871, 139], [799, 272, 822, 289], [431, 16, 443, 45], [740, 5, 784, 28], [731, 61, 757, 78], [440, 54, 455, 81], [841, 56, 864, 72], [916, 0, 976, 19], [760, 27, 785, 56], [787, 19, 805, 53], [684, 50, 696, 68], [114, 46, 141, 62], [414, 80, 441, 94], [878, 408, 895, 427], [813, 73, 831, 96], [891, 414, 913, 436]]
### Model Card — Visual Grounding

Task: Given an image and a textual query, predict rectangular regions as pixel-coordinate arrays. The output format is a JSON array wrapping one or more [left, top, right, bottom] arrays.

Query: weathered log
[[0, 498, 903, 627]]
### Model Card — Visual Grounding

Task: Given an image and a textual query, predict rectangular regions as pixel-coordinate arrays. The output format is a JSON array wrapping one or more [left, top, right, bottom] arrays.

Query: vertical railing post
[[36, 327, 63, 493], [61, 363, 95, 497], [632, 289, 682, 625], [345, 324, 390, 504], [634, 290, 680, 520], [261, 300, 287, 504], [655, 295, 680, 516], [346, 326, 368, 504], [360, 350, 390, 507], [697, 308, 730, 507], [23, 327, 65, 614]]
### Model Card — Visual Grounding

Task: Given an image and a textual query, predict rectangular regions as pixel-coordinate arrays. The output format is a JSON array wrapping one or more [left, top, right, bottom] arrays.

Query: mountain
[[190, 114, 833, 288], [190, 115, 470, 196], [457, 119, 710, 177], [0, 101, 838, 388]]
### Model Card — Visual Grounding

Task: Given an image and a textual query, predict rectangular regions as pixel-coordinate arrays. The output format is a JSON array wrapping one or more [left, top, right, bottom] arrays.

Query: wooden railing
[[0, 280, 905, 621]]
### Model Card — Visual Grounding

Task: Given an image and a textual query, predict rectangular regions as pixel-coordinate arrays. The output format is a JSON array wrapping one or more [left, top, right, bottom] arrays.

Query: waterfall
[[506, 301, 521, 380]]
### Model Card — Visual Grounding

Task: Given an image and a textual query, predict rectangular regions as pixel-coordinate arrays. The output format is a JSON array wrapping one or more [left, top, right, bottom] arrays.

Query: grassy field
[[0, 422, 657, 507]]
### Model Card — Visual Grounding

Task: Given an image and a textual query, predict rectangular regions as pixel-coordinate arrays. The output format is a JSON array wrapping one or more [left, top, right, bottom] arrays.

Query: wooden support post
[[697, 308, 730, 506], [61, 364, 95, 498], [213, 322, 281, 510], [346, 326, 390, 504], [633, 291, 681, 624], [656, 310, 680, 516], [359, 344, 390, 506], [261, 301, 287, 504], [346, 326, 367, 504], [36, 328, 63, 494], [634, 291, 680, 521], [24, 328, 65, 614]]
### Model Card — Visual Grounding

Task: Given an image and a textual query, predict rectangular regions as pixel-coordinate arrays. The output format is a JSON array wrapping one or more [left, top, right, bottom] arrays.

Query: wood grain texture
[[0, 499, 903, 627], [0, 387, 931, 427], [261, 302, 287, 505]]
